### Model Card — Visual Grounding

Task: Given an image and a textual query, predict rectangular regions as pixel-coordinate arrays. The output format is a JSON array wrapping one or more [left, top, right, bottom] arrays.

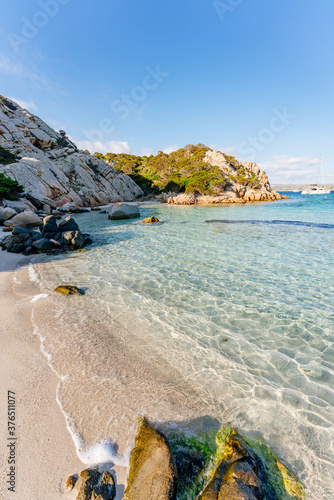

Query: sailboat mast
[[316, 154, 321, 185]]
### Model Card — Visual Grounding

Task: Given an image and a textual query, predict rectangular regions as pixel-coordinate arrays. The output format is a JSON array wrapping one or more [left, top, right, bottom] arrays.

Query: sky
[[0, 0, 334, 184]]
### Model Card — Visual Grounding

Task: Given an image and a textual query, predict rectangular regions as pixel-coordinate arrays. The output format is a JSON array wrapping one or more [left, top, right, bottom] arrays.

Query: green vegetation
[[95, 144, 263, 196], [0, 173, 24, 200], [0, 147, 19, 166]]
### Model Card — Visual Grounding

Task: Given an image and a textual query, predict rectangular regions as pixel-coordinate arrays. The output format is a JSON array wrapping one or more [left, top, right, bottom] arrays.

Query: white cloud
[[163, 144, 180, 154], [260, 155, 322, 183], [75, 139, 132, 155], [8, 97, 37, 112]]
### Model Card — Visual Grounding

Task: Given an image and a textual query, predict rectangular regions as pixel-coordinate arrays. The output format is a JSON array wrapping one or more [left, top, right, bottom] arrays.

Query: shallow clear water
[[31, 193, 334, 498]]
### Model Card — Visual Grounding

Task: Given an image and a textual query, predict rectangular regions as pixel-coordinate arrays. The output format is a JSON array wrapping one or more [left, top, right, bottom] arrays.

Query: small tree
[[0, 173, 24, 200]]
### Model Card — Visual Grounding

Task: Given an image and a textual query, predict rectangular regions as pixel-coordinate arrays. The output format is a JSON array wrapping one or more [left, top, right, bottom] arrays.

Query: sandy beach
[[0, 249, 83, 499]]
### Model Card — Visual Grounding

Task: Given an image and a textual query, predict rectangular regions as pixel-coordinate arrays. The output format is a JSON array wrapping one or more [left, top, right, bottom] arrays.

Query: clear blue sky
[[1, 0, 333, 183]]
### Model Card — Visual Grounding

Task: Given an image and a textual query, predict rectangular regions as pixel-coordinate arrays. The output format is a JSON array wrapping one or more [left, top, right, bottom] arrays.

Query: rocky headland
[[0, 96, 286, 212], [0, 96, 143, 210], [99, 145, 287, 205]]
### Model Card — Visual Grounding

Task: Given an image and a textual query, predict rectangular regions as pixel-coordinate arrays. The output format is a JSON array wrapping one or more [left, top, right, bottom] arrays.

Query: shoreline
[[0, 252, 83, 499]]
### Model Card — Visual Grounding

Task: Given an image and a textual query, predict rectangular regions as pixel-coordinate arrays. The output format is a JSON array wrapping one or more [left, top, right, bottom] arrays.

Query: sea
[[23, 192, 334, 499]]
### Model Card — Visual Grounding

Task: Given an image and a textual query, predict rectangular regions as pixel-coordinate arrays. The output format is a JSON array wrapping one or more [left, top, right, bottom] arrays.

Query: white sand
[[0, 252, 82, 499]]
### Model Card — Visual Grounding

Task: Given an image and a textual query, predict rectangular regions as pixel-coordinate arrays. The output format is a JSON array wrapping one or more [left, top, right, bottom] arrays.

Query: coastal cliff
[[100, 145, 286, 204], [0, 96, 143, 208]]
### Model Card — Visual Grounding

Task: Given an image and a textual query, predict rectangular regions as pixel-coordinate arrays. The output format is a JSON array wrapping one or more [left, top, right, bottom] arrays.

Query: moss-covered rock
[[54, 285, 84, 295], [243, 436, 305, 500], [196, 426, 305, 500], [168, 431, 217, 500]]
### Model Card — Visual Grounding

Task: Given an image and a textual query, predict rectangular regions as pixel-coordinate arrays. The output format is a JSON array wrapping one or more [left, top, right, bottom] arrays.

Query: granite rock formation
[[0, 96, 143, 208]]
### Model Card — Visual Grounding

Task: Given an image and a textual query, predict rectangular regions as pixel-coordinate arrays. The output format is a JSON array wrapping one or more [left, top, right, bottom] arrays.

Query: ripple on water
[[30, 197, 334, 499]]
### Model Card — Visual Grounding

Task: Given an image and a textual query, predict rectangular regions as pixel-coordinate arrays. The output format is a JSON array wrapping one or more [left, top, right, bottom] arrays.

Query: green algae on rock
[[196, 426, 305, 500], [54, 285, 84, 295], [243, 435, 306, 500]]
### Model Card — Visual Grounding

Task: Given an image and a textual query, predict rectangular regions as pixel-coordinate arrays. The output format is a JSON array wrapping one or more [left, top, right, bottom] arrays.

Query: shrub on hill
[[0, 147, 19, 166], [101, 144, 234, 195], [0, 173, 24, 200]]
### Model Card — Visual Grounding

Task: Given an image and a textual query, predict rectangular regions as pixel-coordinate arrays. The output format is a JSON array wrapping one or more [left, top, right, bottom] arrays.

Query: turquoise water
[[32, 193, 334, 498]]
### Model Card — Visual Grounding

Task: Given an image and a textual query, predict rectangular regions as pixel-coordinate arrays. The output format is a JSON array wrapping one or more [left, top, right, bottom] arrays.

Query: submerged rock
[[142, 216, 159, 223], [66, 468, 115, 500], [108, 203, 140, 220], [54, 285, 84, 295], [123, 417, 178, 500]]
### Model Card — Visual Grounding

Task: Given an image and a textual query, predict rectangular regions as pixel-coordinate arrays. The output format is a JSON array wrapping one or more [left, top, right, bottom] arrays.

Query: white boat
[[301, 185, 331, 195], [301, 155, 331, 194]]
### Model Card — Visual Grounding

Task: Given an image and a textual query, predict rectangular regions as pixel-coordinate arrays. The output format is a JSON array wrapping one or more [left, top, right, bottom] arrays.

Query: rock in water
[[66, 468, 115, 499], [59, 215, 79, 232], [123, 417, 178, 500], [54, 285, 83, 295], [42, 215, 58, 234], [108, 203, 140, 220], [142, 216, 159, 223], [196, 426, 305, 500]]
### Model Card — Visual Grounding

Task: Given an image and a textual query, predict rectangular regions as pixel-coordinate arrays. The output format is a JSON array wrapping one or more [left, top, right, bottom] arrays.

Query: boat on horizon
[[301, 155, 331, 194]]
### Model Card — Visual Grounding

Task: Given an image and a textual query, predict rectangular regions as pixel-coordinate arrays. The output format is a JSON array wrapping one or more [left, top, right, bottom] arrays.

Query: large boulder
[[3, 198, 37, 213], [123, 418, 177, 500], [3, 210, 42, 227], [59, 215, 79, 232], [32, 238, 55, 252], [0, 206, 17, 223], [25, 192, 57, 210], [108, 203, 140, 220], [42, 215, 58, 235]]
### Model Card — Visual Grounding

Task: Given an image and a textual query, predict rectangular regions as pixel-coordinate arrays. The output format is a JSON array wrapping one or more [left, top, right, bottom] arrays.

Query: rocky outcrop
[[160, 189, 285, 205], [123, 418, 178, 500], [0, 96, 143, 207], [108, 202, 140, 220], [1, 215, 91, 254], [66, 468, 116, 500], [157, 150, 287, 205]]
